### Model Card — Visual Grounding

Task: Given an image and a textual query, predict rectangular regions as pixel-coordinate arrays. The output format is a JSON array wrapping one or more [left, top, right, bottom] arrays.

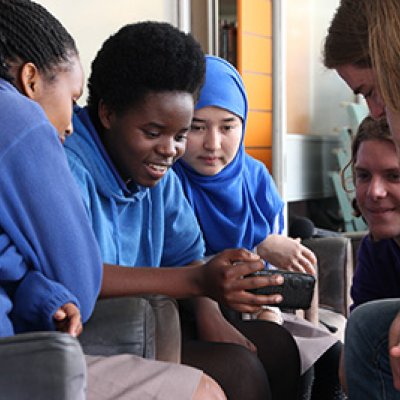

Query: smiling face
[[355, 139, 400, 241], [182, 106, 242, 176], [34, 55, 84, 143], [99, 91, 194, 187], [336, 64, 385, 120]]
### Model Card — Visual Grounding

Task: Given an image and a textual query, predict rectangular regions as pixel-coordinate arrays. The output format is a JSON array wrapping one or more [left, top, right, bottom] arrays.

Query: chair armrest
[[0, 331, 86, 400], [79, 296, 156, 359], [342, 230, 368, 273], [79, 295, 181, 363], [144, 294, 181, 363], [303, 236, 353, 317]]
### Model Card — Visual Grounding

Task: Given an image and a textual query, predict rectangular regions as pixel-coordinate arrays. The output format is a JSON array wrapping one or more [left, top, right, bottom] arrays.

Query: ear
[[98, 99, 115, 130], [18, 62, 41, 99]]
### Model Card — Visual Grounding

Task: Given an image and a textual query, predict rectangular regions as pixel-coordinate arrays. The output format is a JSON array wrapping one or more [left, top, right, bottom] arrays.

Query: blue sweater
[[0, 80, 102, 336], [65, 107, 204, 267]]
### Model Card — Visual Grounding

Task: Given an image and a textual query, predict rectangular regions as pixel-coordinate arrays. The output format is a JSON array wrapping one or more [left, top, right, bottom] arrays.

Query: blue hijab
[[173, 55, 284, 255]]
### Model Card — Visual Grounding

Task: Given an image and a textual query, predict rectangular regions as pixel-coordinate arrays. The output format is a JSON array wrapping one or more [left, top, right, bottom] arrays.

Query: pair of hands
[[53, 303, 82, 337], [200, 248, 285, 314]]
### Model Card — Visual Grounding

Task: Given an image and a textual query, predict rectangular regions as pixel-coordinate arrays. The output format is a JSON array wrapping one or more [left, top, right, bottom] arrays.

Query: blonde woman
[[324, 1, 400, 397]]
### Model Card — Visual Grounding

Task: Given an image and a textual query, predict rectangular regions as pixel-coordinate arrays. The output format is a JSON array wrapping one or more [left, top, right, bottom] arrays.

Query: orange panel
[[245, 111, 272, 147], [240, 0, 272, 37], [242, 73, 272, 110], [245, 148, 272, 172], [241, 35, 272, 73], [236, 0, 242, 73]]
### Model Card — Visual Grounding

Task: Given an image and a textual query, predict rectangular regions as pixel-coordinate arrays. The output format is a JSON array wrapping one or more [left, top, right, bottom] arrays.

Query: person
[[173, 54, 344, 400], [324, 1, 400, 397], [64, 21, 303, 400], [0, 0, 101, 339], [0, 1, 227, 399], [342, 116, 400, 310], [339, 115, 400, 397]]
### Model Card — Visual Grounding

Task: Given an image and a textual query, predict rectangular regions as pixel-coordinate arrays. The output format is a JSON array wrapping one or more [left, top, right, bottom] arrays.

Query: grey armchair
[[302, 235, 356, 341], [0, 331, 86, 400], [0, 295, 181, 400]]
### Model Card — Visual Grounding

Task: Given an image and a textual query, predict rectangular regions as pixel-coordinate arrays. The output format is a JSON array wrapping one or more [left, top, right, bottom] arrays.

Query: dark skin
[[101, 252, 284, 313]]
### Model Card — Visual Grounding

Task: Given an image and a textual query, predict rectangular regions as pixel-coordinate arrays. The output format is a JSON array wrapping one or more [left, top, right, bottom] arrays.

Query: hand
[[53, 302, 82, 337], [257, 234, 317, 274], [257, 307, 283, 325], [200, 248, 284, 313], [389, 312, 400, 391]]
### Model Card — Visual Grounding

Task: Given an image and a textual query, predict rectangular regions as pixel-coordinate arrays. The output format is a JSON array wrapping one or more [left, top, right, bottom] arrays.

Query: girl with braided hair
[[0, 1, 226, 399]]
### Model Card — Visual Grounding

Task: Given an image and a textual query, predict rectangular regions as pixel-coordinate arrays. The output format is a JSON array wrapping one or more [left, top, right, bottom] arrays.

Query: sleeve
[[0, 230, 28, 282], [350, 236, 384, 311], [252, 159, 285, 235], [160, 171, 205, 266], [262, 170, 285, 234], [64, 149, 94, 218], [0, 231, 77, 331], [0, 123, 102, 323], [11, 271, 79, 333]]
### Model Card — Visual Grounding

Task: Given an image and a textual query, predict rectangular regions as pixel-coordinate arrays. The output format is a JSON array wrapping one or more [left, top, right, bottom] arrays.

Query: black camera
[[248, 269, 316, 310]]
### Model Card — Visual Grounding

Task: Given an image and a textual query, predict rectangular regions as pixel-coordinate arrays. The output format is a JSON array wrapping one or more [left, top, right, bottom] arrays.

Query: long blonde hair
[[323, 0, 370, 68], [368, 0, 400, 113], [324, 0, 400, 113]]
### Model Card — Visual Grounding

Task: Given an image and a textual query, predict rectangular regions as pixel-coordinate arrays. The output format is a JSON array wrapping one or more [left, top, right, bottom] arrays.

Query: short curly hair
[[87, 21, 205, 119]]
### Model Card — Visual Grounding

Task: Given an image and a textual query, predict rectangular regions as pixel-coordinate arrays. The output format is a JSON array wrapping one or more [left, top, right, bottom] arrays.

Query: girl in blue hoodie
[[65, 21, 302, 400]]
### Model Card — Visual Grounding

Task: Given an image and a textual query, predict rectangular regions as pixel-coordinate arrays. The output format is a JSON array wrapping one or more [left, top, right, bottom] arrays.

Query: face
[[355, 139, 400, 241], [182, 106, 242, 176], [35, 55, 84, 143], [336, 64, 385, 120], [101, 91, 193, 187]]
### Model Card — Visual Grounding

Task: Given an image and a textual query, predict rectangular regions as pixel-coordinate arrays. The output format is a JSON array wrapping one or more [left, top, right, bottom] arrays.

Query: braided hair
[[0, 0, 77, 83]]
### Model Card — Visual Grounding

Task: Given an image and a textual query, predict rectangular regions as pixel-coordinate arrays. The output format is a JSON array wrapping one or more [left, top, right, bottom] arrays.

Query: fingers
[[227, 260, 265, 278], [225, 287, 284, 313], [53, 303, 82, 337], [304, 247, 317, 266], [67, 313, 83, 337], [53, 308, 67, 321], [390, 346, 400, 390], [287, 257, 316, 275], [228, 292, 282, 313], [285, 244, 317, 275]]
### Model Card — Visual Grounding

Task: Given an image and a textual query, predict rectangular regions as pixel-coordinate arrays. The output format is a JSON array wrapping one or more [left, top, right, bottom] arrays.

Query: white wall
[[286, 0, 354, 136], [283, 0, 356, 202], [36, 0, 178, 103]]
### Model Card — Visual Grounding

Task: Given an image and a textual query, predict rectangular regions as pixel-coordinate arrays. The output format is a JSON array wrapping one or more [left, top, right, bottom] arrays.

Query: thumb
[[53, 308, 66, 321]]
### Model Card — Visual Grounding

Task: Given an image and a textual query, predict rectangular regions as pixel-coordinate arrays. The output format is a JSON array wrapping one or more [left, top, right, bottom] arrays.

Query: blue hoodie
[[0, 79, 102, 336], [65, 107, 205, 267]]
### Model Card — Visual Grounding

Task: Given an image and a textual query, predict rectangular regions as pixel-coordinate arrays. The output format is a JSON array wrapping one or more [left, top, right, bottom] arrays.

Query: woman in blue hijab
[[173, 55, 316, 270], [174, 55, 345, 400]]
